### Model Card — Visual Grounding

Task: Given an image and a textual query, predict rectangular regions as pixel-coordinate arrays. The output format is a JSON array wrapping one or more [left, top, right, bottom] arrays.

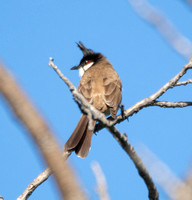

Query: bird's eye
[[85, 60, 90, 64]]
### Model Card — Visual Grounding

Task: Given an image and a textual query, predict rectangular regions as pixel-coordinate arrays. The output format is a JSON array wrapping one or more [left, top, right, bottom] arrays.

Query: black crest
[[76, 41, 95, 56]]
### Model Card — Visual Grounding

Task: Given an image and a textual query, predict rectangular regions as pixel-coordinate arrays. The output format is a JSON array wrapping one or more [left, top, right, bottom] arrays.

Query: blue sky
[[0, 1, 192, 199]]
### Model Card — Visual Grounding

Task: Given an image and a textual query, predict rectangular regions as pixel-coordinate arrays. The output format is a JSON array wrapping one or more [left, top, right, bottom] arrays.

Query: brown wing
[[103, 72, 122, 118], [78, 66, 122, 118], [78, 78, 92, 103]]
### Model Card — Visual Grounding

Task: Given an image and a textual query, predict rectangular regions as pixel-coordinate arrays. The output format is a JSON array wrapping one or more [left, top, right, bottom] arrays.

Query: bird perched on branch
[[64, 42, 122, 158]]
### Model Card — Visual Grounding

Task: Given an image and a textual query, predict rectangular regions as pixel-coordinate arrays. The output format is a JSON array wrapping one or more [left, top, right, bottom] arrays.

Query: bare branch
[[175, 79, 192, 86], [91, 161, 110, 200], [18, 57, 110, 200], [50, 58, 192, 132], [49, 58, 192, 199], [21, 58, 192, 199], [49, 57, 159, 199], [107, 127, 159, 200], [0, 65, 86, 200], [152, 101, 192, 108], [96, 59, 192, 132], [123, 59, 192, 113], [128, 0, 192, 59], [18, 168, 52, 200]]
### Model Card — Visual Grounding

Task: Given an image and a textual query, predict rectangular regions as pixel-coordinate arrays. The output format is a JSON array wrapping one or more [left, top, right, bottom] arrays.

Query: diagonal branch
[[48, 58, 112, 127], [122, 59, 192, 117], [95, 59, 192, 132], [107, 126, 159, 200], [49, 58, 192, 131], [48, 58, 192, 199], [18, 168, 52, 200]]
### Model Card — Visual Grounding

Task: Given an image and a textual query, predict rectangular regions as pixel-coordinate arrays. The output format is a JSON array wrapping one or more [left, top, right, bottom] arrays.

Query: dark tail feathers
[[64, 114, 96, 158]]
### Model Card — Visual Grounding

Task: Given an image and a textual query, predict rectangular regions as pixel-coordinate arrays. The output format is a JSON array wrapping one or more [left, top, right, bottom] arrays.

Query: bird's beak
[[71, 65, 80, 70]]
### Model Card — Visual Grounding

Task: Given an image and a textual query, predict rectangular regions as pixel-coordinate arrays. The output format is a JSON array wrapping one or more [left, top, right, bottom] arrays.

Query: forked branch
[[18, 58, 192, 200]]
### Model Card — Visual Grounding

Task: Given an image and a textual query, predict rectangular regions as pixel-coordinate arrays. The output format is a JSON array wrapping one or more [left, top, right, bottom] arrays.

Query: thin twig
[[18, 168, 52, 200], [95, 59, 192, 132], [175, 79, 192, 86], [123, 59, 192, 115], [152, 101, 192, 108]]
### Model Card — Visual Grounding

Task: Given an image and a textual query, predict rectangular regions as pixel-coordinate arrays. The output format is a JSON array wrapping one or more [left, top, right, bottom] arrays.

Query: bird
[[64, 42, 122, 158]]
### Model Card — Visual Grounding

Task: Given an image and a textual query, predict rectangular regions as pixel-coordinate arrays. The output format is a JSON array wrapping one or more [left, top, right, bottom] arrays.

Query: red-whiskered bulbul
[[64, 42, 122, 158]]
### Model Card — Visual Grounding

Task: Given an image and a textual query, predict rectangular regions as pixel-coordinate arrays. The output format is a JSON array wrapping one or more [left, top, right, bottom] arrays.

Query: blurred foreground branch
[[0, 65, 86, 200], [184, 0, 192, 7], [17, 151, 71, 200], [91, 162, 110, 200], [128, 0, 192, 59], [139, 146, 192, 200]]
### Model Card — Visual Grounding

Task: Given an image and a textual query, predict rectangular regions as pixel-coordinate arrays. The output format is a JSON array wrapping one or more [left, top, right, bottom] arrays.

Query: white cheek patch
[[79, 67, 85, 77], [78, 62, 94, 77]]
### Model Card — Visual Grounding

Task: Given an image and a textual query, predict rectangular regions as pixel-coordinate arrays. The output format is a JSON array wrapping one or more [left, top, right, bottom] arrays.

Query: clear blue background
[[0, 1, 192, 199]]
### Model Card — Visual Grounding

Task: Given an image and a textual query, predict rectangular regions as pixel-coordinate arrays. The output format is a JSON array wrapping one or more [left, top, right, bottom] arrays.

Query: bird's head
[[71, 41, 103, 77]]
